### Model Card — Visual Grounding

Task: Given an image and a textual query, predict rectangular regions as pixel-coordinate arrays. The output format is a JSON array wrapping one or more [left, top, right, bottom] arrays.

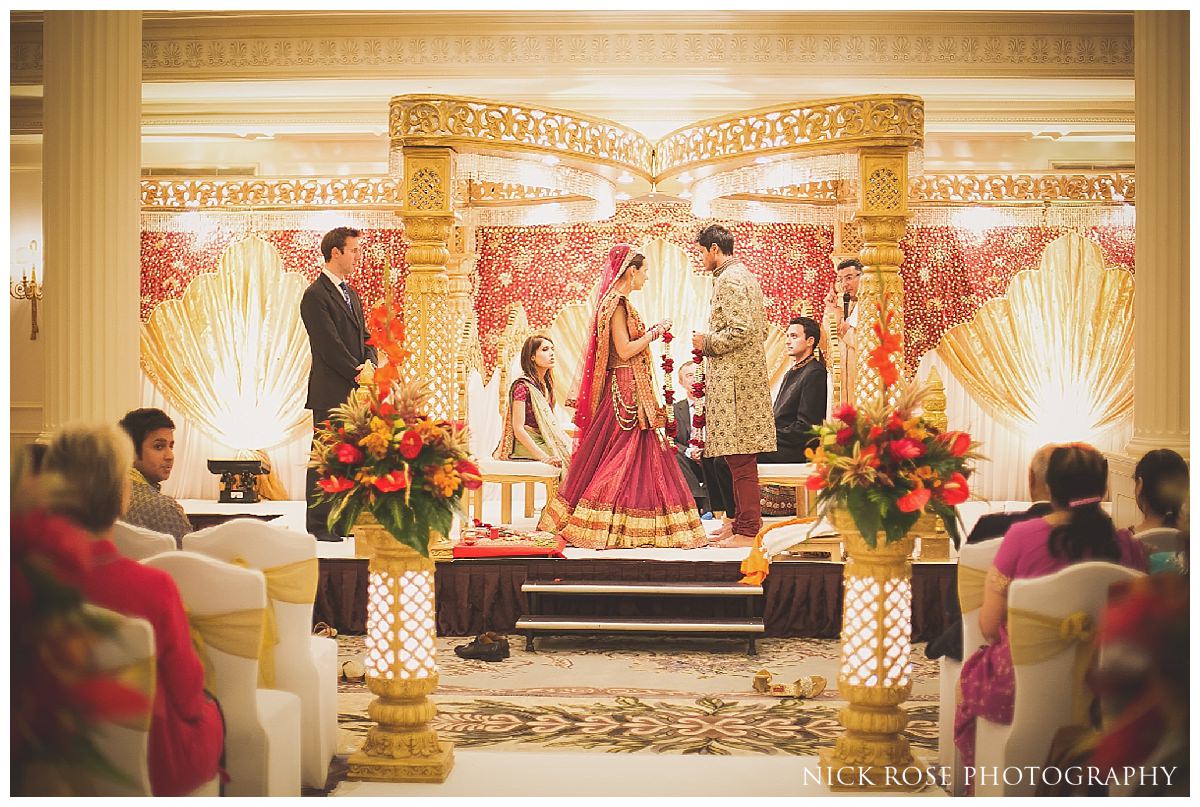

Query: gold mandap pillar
[[851, 147, 909, 409], [399, 146, 456, 420], [821, 146, 922, 790]]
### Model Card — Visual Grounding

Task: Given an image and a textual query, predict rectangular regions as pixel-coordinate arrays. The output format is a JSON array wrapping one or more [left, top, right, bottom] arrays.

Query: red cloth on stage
[[82, 539, 224, 796], [452, 537, 566, 558]]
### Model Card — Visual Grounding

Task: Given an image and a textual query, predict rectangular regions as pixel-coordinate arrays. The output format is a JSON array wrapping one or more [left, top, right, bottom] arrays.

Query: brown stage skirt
[[539, 368, 707, 550]]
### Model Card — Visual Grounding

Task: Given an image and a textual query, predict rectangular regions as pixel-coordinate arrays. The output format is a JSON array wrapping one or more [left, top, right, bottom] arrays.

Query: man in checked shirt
[[118, 407, 193, 546]]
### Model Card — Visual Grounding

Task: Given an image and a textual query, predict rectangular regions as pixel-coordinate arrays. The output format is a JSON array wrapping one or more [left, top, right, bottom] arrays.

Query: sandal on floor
[[313, 622, 338, 639], [752, 670, 827, 699]]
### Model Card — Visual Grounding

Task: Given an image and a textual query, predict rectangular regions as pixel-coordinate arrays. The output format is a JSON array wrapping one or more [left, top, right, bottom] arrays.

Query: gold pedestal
[[347, 515, 454, 784], [823, 508, 918, 791]]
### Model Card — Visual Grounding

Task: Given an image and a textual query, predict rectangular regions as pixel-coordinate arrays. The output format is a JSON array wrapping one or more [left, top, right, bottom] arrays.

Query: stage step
[[521, 580, 763, 596], [518, 575, 766, 655], [516, 615, 765, 654]]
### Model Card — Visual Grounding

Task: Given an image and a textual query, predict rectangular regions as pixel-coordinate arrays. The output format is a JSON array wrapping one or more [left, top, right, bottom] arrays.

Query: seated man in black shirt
[[759, 316, 827, 464]]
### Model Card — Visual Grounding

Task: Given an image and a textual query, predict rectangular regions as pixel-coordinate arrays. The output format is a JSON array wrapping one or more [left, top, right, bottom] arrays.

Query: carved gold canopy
[[383, 93, 924, 226]]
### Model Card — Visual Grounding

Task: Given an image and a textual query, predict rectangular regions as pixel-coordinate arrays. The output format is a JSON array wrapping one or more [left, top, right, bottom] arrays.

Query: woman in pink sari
[[539, 244, 708, 549]]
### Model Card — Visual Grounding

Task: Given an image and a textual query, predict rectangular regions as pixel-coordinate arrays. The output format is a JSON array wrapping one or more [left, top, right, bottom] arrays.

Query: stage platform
[[183, 497, 963, 642]]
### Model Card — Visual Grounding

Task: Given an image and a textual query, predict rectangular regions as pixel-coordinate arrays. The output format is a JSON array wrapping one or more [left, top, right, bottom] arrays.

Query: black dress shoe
[[454, 632, 510, 662]]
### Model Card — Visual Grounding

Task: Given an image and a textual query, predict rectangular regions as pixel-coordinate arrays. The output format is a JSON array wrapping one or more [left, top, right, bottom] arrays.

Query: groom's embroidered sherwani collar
[[712, 257, 739, 277]]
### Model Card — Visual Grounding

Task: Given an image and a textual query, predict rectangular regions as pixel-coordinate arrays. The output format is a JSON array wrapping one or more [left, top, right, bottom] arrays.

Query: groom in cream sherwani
[[691, 224, 776, 547]]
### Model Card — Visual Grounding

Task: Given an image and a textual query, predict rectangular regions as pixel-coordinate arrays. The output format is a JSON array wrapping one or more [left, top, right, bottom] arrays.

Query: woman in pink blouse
[[954, 443, 1146, 791]]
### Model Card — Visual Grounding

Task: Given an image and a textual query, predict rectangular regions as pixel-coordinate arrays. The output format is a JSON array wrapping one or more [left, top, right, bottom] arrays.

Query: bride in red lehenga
[[539, 244, 708, 549]]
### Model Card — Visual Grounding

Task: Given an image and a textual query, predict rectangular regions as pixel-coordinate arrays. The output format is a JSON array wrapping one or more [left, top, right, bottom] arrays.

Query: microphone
[[842, 292, 851, 321]]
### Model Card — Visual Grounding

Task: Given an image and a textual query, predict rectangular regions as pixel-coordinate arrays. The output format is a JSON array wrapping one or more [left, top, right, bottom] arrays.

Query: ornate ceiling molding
[[12, 12, 1133, 85]]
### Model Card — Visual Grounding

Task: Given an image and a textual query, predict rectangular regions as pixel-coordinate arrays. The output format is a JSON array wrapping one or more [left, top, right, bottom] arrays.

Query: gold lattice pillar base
[[348, 730, 454, 783], [823, 508, 919, 791], [348, 514, 455, 784], [819, 681, 921, 791]]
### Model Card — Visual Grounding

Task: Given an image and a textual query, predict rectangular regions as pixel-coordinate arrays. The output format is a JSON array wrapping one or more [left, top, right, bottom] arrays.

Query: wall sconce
[[11, 239, 42, 340]]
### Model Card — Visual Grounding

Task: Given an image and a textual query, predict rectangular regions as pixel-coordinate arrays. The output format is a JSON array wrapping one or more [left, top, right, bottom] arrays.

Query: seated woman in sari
[[954, 443, 1147, 793], [494, 334, 572, 475], [538, 244, 707, 550]]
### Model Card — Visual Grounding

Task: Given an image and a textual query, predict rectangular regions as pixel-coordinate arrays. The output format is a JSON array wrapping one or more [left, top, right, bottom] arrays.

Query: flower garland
[[690, 345, 707, 452], [661, 327, 677, 438]]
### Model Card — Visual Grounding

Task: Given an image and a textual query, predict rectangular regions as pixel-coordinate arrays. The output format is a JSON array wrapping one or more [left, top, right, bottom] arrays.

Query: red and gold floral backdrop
[[140, 202, 1134, 378]]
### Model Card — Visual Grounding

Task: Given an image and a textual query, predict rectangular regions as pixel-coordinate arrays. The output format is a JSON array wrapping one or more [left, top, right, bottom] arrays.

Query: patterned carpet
[[336, 635, 941, 758]]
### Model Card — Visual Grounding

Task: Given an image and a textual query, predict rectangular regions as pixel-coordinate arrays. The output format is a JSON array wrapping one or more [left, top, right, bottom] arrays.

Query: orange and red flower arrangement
[[803, 296, 981, 548], [308, 300, 482, 555]]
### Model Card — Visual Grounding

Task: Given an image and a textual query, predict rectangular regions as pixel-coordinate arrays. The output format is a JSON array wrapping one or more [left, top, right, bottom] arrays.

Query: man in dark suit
[[300, 226, 377, 541], [759, 316, 827, 465], [924, 443, 1057, 660]]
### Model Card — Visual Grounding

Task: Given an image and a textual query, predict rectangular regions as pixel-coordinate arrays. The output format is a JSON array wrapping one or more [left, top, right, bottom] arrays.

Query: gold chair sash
[[230, 556, 319, 688], [1008, 608, 1096, 724], [186, 607, 267, 693], [957, 565, 988, 613]]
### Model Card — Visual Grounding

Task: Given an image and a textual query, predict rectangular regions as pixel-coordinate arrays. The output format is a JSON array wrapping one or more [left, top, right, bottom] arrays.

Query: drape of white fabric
[[139, 235, 313, 499], [140, 370, 312, 500], [914, 351, 1131, 504]]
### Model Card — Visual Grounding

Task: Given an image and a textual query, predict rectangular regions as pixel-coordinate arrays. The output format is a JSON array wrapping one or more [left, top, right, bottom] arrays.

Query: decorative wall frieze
[[138, 171, 1136, 211], [910, 172, 1135, 204], [11, 12, 1134, 84], [140, 176, 402, 210]]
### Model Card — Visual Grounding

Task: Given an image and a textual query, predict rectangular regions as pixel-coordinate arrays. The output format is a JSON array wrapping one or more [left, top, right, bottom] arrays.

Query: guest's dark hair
[[519, 334, 555, 405], [695, 224, 734, 255], [836, 258, 863, 273], [118, 408, 175, 459], [789, 315, 823, 363], [320, 227, 361, 263], [1134, 449, 1189, 527], [1045, 443, 1120, 563]]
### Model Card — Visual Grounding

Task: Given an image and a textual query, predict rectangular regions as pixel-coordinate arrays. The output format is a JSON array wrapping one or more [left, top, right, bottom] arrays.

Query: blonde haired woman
[[41, 423, 225, 796]]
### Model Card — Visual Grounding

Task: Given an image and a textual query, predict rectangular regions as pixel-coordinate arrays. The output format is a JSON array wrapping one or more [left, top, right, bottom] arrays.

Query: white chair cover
[[143, 551, 301, 796], [78, 604, 155, 796], [958, 537, 1004, 658], [113, 520, 177, 560], [183, 519, 335, 789], [975, 561, 1144, 796], [1133, 526, 1183, 554]]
